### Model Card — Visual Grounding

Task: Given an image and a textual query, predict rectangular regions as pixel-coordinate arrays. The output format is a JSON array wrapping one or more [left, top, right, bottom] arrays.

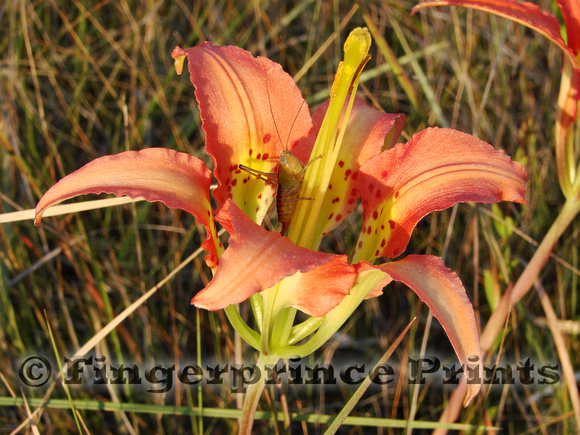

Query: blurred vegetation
[[1, 0, 577, 433]]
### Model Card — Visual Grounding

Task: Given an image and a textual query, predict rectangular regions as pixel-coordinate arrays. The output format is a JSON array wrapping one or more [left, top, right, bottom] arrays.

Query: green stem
[[260, 281, 282, 354], [224, 305, 261, 351], [270, 307, 297, 350], [238, 353, 280, 435], [288, 316, 325, 345], [249, 294, 264, 334]]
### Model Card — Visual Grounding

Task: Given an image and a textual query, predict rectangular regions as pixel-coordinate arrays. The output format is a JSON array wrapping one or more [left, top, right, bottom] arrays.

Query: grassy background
[[1, 0, 577, 433]]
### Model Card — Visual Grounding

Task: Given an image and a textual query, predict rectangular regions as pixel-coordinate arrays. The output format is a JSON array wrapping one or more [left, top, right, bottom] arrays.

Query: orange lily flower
[[35, 29, 526, 408]]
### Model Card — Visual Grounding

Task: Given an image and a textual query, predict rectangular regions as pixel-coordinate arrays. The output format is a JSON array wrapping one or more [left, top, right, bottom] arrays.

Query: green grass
[[1, 0, 578, 433]]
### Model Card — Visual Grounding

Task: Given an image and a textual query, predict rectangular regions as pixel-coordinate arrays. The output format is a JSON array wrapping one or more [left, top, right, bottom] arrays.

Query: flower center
[[288, 28, 372, 250]]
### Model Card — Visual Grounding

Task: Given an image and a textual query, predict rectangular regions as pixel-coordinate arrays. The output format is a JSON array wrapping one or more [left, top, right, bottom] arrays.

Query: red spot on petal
[[249, 149, 253, 156], [225, 178, 231, 186], [328, 184, 333, 190], [372, 210, 378, 220], [392, 249, 400, 257], [332, 197, 340, 204], [357, 241, 363, 249], [344, 169, 352, 180], [263, 133, 271, 143], [262, 153, 269, 160], [381, 170, 388, 179], [335, 214, 342, 222], [381, 238, 386, 247], [389, 220, 395, 229], [395, 191, 400, 199], [328, 213, 334, 220], [375, 250, 380, 257], [231, 179, 237, 186], [230, 164, 238, 172], [338, 160, 345, 168], [348, 198, 355, 204], [243, 178, 248, 184], [255, 207, 259, 212], [207, 210, 211, 217], [256, 153, 261, 160], [258, 194, 262, 199], [352, 170, 358, 180], [367, 226, 371, 234], [375, 190, 381, 199], [381, 224, 385, 230]]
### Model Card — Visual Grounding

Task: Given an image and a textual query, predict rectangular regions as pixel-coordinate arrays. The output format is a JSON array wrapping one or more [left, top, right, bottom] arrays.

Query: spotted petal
[[353, 128, 527, 261], [377, 255, 482, 407], [308, 96, 405, 242], [192, 199, 356, 316], [35, 148, 219, 268], [172, 44, 314, 225]]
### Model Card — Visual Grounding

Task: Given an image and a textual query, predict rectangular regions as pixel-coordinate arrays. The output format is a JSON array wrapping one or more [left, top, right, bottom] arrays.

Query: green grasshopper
[[239, 89, 321, 235], [239, 150, 320, 235]]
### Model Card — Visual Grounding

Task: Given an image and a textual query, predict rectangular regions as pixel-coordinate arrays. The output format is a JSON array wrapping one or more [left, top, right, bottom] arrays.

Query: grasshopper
[[239, 87, 321, 235], [239, 150, 320, 235]]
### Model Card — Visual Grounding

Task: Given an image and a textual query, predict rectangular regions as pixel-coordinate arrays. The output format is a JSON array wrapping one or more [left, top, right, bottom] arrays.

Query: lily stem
[[239, 352, 280, 435]]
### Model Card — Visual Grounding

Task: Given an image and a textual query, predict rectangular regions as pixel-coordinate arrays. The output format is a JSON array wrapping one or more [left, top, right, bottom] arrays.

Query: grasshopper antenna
[[266, 75, 307, 152]]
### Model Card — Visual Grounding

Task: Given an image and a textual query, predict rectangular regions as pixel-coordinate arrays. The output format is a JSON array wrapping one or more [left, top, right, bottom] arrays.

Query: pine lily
[[35, 28, 526, 428]]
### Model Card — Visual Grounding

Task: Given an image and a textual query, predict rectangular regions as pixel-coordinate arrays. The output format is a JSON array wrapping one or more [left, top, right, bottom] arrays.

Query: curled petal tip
[[171, 46, 188, 75], [463, 381, 481, 407], [377, 255, 482, 406]]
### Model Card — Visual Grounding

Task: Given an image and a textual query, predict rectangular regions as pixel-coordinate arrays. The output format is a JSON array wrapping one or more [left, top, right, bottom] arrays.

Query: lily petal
[[557, 0, 580, 55], [353, 128, 527, 261], [172, 44, 314, 225], [35, 148, 219, 268], [308, 96, 405, 242], [412, 0, 580, 78], [357, 261, 394, 298], [377, 255, 482, 407], [192, 199, 355, 315], [275, 256, 356, 317]]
